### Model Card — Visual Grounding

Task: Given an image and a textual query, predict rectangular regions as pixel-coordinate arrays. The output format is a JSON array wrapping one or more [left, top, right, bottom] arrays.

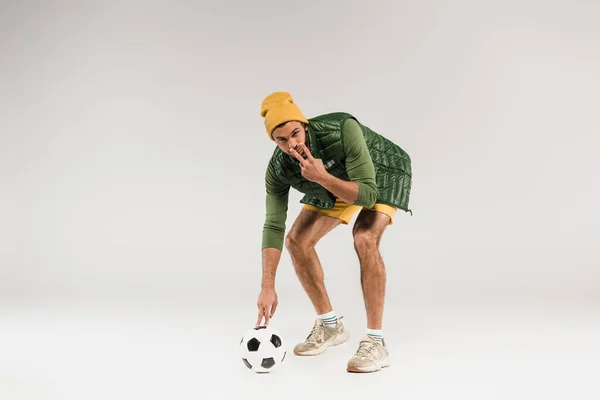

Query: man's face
[[272, 121, 308, 158]]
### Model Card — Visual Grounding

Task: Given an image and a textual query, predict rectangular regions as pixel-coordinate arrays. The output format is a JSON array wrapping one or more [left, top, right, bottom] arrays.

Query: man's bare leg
[[352, 209, 391, 330], [346, 209, 392, 372], [285, 208, 341, 314], [287, 208, 351, 356]]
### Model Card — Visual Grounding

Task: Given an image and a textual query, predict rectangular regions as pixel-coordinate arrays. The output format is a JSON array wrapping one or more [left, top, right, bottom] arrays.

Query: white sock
[[318, 310, 337, 326], [367, 328, 383, 344]]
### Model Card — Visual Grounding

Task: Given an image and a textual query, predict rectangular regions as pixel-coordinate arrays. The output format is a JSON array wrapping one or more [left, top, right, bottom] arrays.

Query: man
[[255, 92, 412, 373]]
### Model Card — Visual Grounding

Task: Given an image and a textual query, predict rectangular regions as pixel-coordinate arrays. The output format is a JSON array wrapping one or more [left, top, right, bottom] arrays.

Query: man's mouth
[[290, 144, 305, 157]]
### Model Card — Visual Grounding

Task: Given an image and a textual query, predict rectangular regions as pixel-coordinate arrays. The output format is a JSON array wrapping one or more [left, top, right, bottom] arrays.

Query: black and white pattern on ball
[[239, 326, 287, 373], [261, 357, 275, 369], [247, 337, 261, 352], [270, 334, 282, 348]]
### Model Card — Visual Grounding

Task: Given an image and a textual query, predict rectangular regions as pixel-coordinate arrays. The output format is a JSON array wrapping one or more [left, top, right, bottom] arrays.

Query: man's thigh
[[369, 203, 397, 226], [353, 208, 392, 236], [288, 207, 343, 246]]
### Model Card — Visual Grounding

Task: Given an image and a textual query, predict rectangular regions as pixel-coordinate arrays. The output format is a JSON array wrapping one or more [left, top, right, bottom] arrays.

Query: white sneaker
[[346, 335, 391, 373], [293, 317, 350, 356]]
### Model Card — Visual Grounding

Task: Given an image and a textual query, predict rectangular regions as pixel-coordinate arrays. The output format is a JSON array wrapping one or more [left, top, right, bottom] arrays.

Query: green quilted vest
[[267, 112, 412, 212]]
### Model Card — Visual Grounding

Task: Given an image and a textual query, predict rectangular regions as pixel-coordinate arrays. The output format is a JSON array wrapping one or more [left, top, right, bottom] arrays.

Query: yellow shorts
[[303, 197, 397, 225]]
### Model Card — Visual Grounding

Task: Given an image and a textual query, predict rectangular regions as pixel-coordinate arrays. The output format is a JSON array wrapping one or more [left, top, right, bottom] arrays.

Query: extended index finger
[[299, 143, 313, 160], [256, 308, 265, 327], [289, 147, 307, 165]]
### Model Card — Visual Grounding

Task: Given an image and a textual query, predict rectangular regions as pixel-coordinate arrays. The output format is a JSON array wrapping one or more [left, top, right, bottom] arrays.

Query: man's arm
[[315, 118, 378, 207], [261, 164, 290, 289], [257, 164, 289, 326], [341, 118, 378, 207], [318, 174, 360, 205]]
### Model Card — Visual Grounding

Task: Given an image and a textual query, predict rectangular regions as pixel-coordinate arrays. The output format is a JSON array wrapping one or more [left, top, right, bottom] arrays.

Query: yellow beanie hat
[[260, 92, 308, 140]]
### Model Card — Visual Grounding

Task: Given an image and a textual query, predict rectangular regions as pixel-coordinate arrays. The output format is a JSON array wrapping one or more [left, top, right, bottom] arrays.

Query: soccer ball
[[239, 326, 287, 373]]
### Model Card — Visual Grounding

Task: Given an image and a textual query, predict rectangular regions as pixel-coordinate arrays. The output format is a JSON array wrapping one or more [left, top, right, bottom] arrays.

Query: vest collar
[[306, 127, 322, 159]]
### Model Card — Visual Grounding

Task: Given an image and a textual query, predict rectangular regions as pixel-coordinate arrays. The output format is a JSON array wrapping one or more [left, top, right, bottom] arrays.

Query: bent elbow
[[355, 182, 378, 208], [365, 190, 378, 209]]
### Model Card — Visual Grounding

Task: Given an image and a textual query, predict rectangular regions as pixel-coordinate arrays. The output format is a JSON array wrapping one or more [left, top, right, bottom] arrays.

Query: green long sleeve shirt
[[262, 118, 377, 251]]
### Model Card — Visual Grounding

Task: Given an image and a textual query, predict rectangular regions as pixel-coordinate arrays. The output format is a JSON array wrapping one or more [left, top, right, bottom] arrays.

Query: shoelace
[[306, 322, 324, 343], [355, 341, 378, 358]]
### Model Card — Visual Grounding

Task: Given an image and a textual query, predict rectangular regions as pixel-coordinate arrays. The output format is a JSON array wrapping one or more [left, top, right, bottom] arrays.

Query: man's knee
[[285, 230, 317, 254], [353, 228, 379, 254]]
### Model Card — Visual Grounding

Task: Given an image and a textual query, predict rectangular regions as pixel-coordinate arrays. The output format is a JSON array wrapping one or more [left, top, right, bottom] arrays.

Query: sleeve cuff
[[354, 181, 378, 208], [262, 233, 285, 251]]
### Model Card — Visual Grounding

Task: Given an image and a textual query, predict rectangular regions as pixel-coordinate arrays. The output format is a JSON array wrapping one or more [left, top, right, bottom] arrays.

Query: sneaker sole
[[346, 358, 391, 373], [293, 329, 351, 356]]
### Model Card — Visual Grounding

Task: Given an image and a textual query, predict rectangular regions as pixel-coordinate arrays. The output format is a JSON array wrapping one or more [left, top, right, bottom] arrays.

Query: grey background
[[2, 0, 598, 307], [1, 1, 599, 399]]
